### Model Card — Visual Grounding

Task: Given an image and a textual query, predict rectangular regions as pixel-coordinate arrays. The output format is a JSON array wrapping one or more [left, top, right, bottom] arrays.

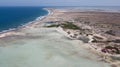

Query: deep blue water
[[0, 7, 48, 32]]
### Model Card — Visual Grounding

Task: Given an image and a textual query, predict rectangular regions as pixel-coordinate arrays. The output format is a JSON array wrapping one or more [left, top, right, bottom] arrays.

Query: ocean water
[[0, 7, 48, 32]]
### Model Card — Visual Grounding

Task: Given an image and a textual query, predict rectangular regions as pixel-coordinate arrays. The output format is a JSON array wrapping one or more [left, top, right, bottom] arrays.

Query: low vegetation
[[61, 22, 80, 30], [46, 21, 80, 30], [105, 30, 116, 36], [101, 46, 120, 54]]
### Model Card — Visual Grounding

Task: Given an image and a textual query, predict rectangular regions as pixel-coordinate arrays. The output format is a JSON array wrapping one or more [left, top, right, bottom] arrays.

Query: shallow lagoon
[[0, 28, 110, 67]]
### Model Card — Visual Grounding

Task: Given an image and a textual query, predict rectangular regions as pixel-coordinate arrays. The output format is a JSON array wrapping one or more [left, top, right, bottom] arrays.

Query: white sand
[[0, 28, 110, 67]]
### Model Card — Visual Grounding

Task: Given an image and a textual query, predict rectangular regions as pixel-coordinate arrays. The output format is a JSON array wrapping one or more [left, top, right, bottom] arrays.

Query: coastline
[[0, 8, 50, 37], [0, 8, 120, 67], [0, 7, 119, 37]]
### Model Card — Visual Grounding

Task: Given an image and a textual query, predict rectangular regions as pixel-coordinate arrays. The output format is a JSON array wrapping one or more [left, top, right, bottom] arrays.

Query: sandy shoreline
[[0, 8, 120, 67]]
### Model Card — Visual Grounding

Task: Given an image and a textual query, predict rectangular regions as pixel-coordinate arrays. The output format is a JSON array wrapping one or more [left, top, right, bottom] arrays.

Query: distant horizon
[[0, 5, 120, 7], [0, 0, 120, 7]]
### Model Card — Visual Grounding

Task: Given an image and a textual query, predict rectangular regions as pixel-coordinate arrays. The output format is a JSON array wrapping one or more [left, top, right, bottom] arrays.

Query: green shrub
[[61, 22, 80, 30]]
